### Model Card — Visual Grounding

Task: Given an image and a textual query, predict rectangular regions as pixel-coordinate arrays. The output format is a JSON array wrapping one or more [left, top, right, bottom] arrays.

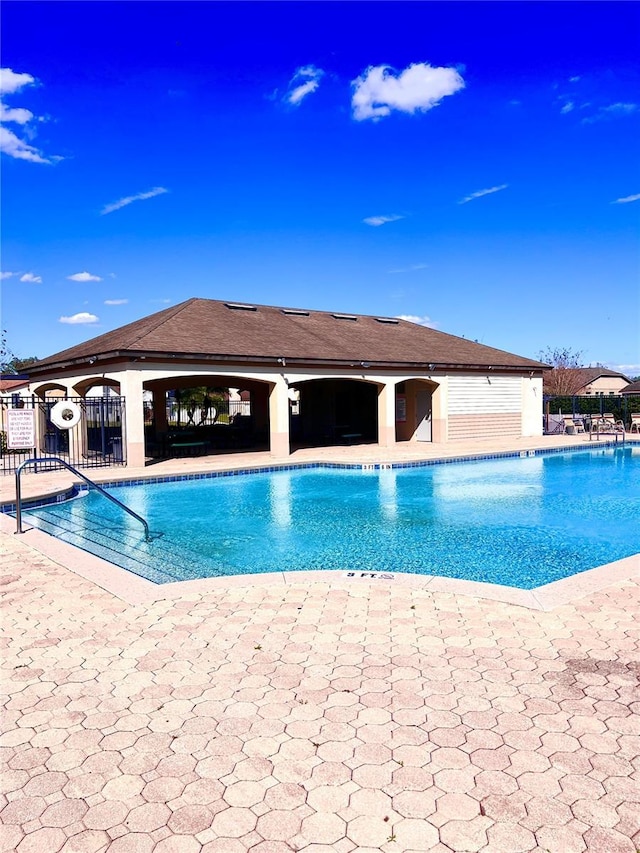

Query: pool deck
[[1, 435, 639, 852]]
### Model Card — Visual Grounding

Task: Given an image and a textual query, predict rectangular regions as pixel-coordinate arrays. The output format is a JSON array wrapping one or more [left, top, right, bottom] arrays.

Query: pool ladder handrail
[[15, 456, 152, 542]]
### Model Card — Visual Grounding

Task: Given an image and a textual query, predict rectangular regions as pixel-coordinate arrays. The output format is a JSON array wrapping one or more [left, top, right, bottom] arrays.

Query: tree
[[1, 329, 39, 373], [7, 355, 39, 372], [538, 347, 585, 396]]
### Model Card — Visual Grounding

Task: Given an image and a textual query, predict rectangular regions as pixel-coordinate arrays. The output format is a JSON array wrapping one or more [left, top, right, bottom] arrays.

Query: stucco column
[[521, 376, 543, 436], [377, 381, 397, 448], [269, 377, 291, 457], [431, 378, 448, 443], [120, 370, 146, 468]]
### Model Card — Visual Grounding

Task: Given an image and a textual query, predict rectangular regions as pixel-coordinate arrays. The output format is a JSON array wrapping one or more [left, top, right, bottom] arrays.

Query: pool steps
[[23, 504, 206, 585]]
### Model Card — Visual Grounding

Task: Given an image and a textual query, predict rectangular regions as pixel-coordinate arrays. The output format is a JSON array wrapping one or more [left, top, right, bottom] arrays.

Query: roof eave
[[26, 349, 549, 376]]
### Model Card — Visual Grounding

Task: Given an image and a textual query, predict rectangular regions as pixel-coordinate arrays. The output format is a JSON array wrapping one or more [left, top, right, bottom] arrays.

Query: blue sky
[[1, 1, 639, 373]]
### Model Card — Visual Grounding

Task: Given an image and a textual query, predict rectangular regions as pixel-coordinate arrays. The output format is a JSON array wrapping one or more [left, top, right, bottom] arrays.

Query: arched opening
[[31, 384, 71, 457], [143, 375, 271, 458], [33, 382, 68, 400], [31, 381, 127, 464], [289, 378, 379, 448], [395, 378, 441, 443], [72, 377, 122, 397]]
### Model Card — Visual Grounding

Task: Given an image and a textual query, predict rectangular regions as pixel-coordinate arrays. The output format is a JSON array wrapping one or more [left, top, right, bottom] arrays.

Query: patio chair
[[601, 413, 625, 433], [562, 416, 585, 435], [591, 412, 625, 433], [628, 413, 640, 433], [587, 415, 603, 434]]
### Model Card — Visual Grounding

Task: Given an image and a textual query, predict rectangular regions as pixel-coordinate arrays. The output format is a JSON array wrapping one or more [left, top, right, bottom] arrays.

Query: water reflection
[[270, 472, 292, 528], [432, 457, 544, 524], [379, 470, 398, 522]]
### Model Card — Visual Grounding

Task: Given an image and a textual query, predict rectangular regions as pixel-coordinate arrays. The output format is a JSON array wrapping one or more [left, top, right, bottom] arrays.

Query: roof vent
[[332, 313, 357, 321], [281, 308, 310, 316], [225, 302, 257, 311], [375, 317, 399, 324]]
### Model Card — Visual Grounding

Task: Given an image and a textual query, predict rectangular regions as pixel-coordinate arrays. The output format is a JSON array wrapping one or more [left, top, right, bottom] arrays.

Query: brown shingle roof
[[621, 379, 640, 394], [29, 297, 547, 374]]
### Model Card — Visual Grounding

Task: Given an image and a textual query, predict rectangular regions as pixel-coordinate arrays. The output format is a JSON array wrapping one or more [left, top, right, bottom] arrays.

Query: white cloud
[[363, 214, 404, 227], [59, 312, 99, 325], [104, 298, 128, 305], [0, 102, 34, 124], [603, 102, 637, 115], [612, 193, 640, 204], [614, 363, 640, 372], [388, 263, 428, 274], [0, 126, 50, 164], [351, 62, 465, 121], [569, 76, 581, 83], [583, 102, 638, 124], [395, 314, 437, 328], [560, 101, 574, 114], [458, 184, 508, 205], [0, 271, 14, 280], [0, 67, 56, 164], [0, 69, 35, 95], [20, 272, 42, 283], [284, 65, 324, 106], [67, 271, 103, 282], [101, 186, 169, 215]]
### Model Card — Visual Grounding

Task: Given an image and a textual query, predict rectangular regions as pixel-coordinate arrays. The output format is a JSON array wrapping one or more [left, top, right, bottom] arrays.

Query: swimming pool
[[20, 446, 640, 589]]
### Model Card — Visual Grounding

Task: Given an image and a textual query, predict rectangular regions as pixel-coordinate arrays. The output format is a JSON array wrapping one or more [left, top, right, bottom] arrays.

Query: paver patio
[[1, 437, 639, 852]]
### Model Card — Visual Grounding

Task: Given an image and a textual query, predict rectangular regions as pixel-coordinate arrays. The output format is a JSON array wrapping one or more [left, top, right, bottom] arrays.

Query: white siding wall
[[448, 375, 523, 440]]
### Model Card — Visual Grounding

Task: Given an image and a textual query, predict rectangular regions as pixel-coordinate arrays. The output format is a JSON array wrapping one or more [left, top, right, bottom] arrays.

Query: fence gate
[[1, 395, 127, 474]]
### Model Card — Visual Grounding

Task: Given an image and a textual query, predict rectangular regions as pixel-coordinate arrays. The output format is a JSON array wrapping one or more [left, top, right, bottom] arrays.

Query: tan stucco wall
[[579, 376, 629, 396], [22, 363, 544, 463]]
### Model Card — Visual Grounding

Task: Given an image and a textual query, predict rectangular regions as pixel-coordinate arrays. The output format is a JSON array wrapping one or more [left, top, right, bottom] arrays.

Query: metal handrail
[[15, 457, 151, 541]]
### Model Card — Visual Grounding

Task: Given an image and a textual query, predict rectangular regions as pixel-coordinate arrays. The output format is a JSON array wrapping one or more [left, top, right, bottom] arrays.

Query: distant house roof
[[28, 297, 548, 376], [0, 378, 29, 393], [620, 379, 640, 395], [573, 367, 631, 390]]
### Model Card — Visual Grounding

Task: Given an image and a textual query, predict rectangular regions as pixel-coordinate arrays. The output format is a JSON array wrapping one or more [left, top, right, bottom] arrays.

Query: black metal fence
[[543, 394, 640, 434], [1, 395, 127, 474], [167, 395, 250, 428]]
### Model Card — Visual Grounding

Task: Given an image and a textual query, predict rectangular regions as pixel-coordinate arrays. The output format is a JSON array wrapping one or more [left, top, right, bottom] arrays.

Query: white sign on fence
[[6, 409, 36, 449]]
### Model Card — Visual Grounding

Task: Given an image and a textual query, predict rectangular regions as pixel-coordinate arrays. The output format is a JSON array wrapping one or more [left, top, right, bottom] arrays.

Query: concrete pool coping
[[1, 434, 638, 611], [0, 511, 638, 611]]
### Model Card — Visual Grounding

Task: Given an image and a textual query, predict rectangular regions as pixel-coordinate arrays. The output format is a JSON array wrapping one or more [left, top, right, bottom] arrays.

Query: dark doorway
[[291, 379, 378, 447]]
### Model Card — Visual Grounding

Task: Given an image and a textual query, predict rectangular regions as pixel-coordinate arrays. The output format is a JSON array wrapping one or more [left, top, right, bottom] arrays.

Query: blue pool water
[[21, 447, 640, 589]]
